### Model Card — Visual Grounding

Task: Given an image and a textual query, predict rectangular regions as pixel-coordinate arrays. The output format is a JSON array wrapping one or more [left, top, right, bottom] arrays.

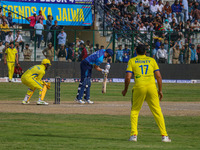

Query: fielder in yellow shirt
[[4, 42, 18, 82], [21, 59, 51, 105], [122, 45, 171, 142]]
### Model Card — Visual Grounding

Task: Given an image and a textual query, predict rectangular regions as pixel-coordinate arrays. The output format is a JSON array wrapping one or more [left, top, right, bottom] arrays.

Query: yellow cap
[[41, 59, 51, 66]]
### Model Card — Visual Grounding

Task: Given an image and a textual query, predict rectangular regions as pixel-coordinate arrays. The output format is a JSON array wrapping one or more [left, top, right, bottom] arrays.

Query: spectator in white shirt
[[139, 23, 147, 33], [168, 13, 178, 24], [156, 44, 168, 63], [191, 19, 200, 32], [150, 1, 158, 17], [157, 0, 164, 16], [142, 0, 150, 14], [5, 31, 13, 43], [15, 31, 24, 52]]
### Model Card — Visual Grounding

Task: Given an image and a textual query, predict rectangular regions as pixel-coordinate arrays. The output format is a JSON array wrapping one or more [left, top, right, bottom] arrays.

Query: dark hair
[[10, 42, 14, 45], [136, 45, 146, 55], [26, 44, 29, 46]]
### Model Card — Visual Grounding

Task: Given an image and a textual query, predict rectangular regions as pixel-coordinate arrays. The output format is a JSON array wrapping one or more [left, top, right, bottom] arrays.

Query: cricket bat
[[102, 73, 107, 94], [102, 63, 110, 94]]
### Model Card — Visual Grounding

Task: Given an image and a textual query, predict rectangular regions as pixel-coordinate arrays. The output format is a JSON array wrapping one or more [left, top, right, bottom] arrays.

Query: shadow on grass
[[24, 133, 125, 141]]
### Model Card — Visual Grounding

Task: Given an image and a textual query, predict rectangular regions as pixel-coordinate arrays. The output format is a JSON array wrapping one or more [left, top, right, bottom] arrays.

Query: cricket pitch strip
[[0, 101, 200, 116]]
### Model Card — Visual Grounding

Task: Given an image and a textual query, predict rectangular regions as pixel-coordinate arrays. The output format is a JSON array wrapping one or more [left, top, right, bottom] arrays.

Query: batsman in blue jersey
[[75, 49, 113, 104]]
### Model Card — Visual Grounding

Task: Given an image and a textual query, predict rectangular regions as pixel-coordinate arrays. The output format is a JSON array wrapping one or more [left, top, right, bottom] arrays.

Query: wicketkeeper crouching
[[21, 59, 51, 105]]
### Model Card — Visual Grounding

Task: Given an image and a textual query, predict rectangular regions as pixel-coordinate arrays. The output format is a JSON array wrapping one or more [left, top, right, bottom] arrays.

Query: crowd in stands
[[99, 0, 200, 64]]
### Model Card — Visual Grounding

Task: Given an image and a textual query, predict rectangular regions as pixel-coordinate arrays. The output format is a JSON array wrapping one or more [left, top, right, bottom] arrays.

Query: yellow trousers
[[21, 76, 43, 99], [130, 84, 168, 136], [7, 62, 15, 80]]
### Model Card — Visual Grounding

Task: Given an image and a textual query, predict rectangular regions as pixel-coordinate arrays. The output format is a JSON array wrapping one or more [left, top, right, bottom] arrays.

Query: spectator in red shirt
[[196, 45, 200, 63], [79, 43, 88, 61], [27, 12, 37, 41], [13, 63, 23, 78]]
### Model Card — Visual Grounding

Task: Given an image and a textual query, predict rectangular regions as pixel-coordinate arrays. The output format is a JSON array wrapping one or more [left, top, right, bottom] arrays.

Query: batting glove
[[102, 69, 109, 74]]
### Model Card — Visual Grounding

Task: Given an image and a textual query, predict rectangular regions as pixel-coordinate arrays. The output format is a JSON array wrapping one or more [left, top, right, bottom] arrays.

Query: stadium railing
[[1, 28, 200, 64]]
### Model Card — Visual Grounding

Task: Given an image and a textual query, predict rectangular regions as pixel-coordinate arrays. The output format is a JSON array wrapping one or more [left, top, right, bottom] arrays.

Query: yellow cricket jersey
[[5, 48, 18, 62], [21, 65, 46, 86], [126, 55, 159, 88]]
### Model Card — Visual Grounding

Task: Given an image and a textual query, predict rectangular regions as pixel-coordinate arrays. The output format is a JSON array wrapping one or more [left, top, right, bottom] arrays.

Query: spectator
[[0, 21, 10, 38], [123, 44, 131, 63], [15, 31, 24, 52], [127, 2, 136, 14], [100, 45, 104, 49], [191, 19, 200, 32], [109, 0, 119, 13], [155, 38, 162, 50], [164, 39, 169, 51], [185, 43, 191, 64], [171, 0, 184, 22], [152, 45, 157, 59], [192, 5, 200, 22], [157, 0, 164, 16], [172, 43, 180, 64], [13, 63, 23, 78], [134, 13, 141, 23], [7, 12, 16, 27], [168, 13, 178, 24], [163, 19, 171, 31], [147, 13, 154, 24], [36, 10, 45, 24], [136, 2, 144, 15], [185, 19, 192, 32], [2, 42, 9, 60], [0, 15, 9, 25], [50, 20, 61, 48], [42, 42, 54, 61], [157, 44, 168, 63], [23, 44, 32, 61], [5, 31, 13, 43], [197, 45, 200, 63], [85, 40, 91, 53], [190, 44, 197, 64], [0, 41, 5, 61], [45, 15, 53, 47], [139, 23, 147, 33], [27, 12, 37, 41], [115, 45, 123, 63], [182, 0, 189, 21], [163, 1, 172, 19], [78, 43, 87, 61], [141, 12, 147, 24], [34, 20, 44, 48], [142, 0, 150, 14], [95, 43, 100, 51], [57, 44, 67, 61], [57, 29, 67, 48], [67, 43, 75, 62], [150, 1, 158, 17], [170, 18, 177, 29], [15, 42, 20, 52]]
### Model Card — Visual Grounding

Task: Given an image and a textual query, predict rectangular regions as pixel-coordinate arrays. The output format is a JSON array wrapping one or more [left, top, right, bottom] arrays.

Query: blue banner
[[1, 1, 93, 26], [1, 0, 93, 5]]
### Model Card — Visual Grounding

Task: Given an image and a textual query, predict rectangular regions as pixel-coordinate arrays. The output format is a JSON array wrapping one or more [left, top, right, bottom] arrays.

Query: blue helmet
[[106, 49, 113, 56]]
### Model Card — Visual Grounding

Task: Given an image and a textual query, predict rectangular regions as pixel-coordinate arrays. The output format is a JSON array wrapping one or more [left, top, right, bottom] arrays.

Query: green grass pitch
[[0, 83, 200, 149]]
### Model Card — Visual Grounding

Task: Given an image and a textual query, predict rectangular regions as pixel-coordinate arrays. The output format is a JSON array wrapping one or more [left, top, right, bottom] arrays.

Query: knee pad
[[83, 77, 91, 87]]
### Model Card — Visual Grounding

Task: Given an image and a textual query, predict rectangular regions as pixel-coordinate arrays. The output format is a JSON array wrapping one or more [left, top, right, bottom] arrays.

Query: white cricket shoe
[[77, 100, 85, 104], [162, 136, 171, 142], [84, 100, 94, 104], [37, 101, 49, 105], [129, 135, 137, 142], [22, 100, 30, 104]]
